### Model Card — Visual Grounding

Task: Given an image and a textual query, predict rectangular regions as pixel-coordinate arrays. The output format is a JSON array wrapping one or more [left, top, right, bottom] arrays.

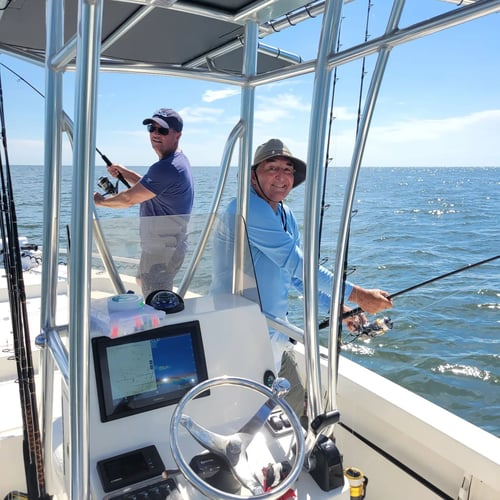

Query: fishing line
[[340, 264, 497, 365], [319, 254, 500, 333], [0, 61, 45, 98], [342, 254, 500, 320], [336, 268, 498, 400], [342, 284, 460, 345], [0, 61, 130, 189]]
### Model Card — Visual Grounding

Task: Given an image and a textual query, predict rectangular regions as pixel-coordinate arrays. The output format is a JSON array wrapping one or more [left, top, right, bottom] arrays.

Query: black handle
[[96, 148, 131, 189]]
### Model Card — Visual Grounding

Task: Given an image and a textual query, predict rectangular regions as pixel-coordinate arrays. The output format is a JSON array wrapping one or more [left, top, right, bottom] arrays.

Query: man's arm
[[348, 285, 393, 314], [94, 182, 155, 208], [107, 163, 142, 186]]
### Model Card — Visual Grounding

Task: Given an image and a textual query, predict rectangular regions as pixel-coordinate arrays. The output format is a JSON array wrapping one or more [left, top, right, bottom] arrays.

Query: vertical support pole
[[302, 0, 344, 437], [233, 21, 257, 295], [40, 0, 65, 488], [69, 0, 104, 497]]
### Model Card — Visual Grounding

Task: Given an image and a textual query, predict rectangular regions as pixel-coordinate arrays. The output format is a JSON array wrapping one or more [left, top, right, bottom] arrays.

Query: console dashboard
[[77, 293, 277, 499]]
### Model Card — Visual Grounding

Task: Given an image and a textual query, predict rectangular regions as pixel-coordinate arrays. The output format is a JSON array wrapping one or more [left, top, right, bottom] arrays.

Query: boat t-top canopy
[[0, 0, 322, 77]]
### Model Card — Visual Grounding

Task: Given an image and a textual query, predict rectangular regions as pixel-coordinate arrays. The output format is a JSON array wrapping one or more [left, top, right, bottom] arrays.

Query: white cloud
[[254, 107, 290, 124], [202, 88, 239, 102], [331, 106, 357, 121], [253, 92, 311, 125], [179, 106, 226, 124], [371, 109, 500, 144], [361, 109, 500, 166], [258, 92, 310, 112]]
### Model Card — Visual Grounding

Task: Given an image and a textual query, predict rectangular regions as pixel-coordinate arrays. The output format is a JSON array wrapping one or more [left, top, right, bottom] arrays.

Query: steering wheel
[[170, 376, 305, 499]]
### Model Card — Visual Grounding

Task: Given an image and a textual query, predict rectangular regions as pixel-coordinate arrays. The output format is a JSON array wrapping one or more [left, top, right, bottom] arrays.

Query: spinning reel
[[354, 316, 393, 341], [97, 176, 118, 195]]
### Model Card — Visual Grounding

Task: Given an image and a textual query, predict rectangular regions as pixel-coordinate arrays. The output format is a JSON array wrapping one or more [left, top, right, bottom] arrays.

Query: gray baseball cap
[[142, 108, 183, 132]]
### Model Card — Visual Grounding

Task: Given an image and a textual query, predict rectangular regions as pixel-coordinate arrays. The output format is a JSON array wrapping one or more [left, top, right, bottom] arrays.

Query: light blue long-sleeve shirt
[[211, 188, 353, 368]]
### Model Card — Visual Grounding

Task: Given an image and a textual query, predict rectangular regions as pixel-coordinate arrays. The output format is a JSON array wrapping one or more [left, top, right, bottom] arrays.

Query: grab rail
[[92, 212, 127, 295], [177, 120, 245, 297]]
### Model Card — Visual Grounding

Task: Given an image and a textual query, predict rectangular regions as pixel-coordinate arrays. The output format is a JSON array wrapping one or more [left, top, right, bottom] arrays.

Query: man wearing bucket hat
[[94, 108, 194, 297], [212, 138, 392, 415]]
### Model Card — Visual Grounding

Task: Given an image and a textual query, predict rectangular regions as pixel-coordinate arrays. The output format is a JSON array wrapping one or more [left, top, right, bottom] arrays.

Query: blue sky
[[1, 1, 499, 168]]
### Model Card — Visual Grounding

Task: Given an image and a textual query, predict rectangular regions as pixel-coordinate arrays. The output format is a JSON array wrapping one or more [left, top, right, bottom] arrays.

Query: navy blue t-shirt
[[139, 150, 194, 216]]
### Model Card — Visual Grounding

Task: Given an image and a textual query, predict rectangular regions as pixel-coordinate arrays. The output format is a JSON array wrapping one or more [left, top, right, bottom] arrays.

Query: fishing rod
[[343, 253, 500, 320], [96, 147, 131, 189], [355, 0, 372, 134], [319, 254, 500, 330], [331, 1, 374, 344], [318, 16, 343, 257], [0, 61, 130, 189], [0, 66, 50, 500]]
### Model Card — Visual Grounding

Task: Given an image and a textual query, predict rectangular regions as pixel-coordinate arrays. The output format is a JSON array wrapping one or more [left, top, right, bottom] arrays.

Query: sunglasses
[[147, 124, 169, 135]]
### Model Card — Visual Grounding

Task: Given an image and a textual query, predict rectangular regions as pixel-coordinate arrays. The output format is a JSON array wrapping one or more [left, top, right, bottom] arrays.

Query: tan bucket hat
[[252, 138, 306, 188]]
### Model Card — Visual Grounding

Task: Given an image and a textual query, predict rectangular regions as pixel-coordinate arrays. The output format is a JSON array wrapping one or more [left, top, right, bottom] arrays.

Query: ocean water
[[7, 165, 500, 436]]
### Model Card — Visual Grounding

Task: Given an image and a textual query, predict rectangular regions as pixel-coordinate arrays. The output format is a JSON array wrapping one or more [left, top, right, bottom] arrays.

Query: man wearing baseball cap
[[142, 108, 184, 133], [94, 108, 194, 297], [212, 138, 392, 415]]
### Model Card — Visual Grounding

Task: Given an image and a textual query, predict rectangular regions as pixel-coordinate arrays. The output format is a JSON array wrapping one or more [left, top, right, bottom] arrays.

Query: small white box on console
[[90, 294, 165, 337]]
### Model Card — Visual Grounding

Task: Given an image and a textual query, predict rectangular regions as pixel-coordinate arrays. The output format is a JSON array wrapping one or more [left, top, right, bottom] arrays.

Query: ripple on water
[[433, 363, 497, 383]]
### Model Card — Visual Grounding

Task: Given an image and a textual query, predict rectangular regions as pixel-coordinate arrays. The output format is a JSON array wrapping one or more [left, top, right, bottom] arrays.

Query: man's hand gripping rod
[[96, 148, 131, 189]]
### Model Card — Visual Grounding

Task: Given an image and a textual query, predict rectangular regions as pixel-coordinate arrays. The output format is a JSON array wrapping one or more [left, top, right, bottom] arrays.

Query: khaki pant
[[138, 243, 185, 299], [278, 349, 306, 418]]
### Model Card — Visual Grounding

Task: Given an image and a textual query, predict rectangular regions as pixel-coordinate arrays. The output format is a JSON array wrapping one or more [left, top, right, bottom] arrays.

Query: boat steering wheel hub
[[170, 376, 305, 499]]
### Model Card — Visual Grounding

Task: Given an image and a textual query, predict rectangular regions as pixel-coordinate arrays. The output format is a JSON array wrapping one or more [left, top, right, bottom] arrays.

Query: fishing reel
[[97, 175, 118, 195], [356, 316, 393, 340]]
